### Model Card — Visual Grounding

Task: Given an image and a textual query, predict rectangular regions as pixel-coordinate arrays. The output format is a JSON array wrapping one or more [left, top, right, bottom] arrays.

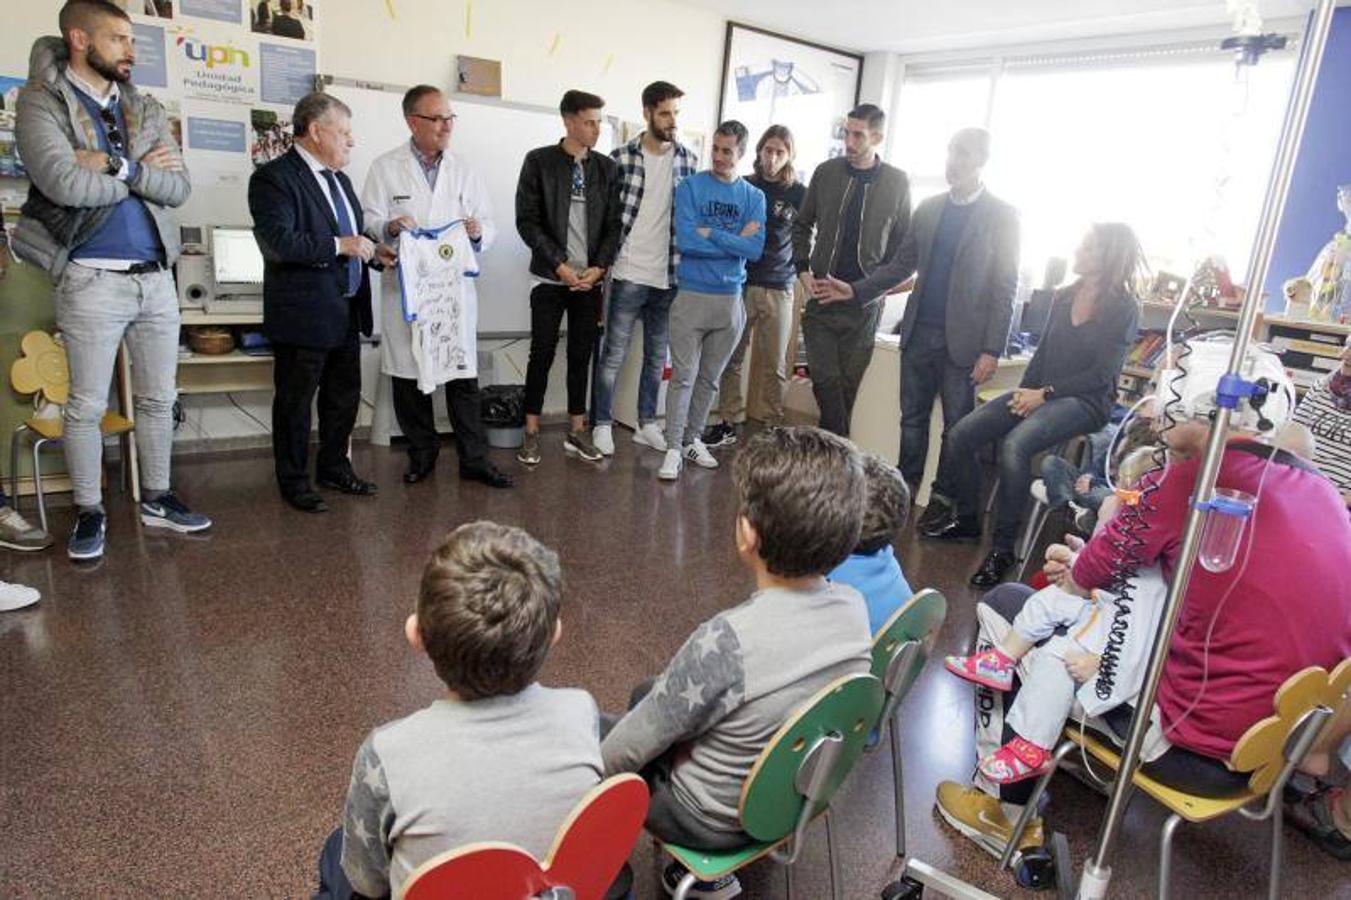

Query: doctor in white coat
[[362, 84, 512, 487]]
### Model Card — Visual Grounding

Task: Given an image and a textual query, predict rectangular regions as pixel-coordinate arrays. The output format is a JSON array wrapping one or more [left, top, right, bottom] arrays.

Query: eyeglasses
[[410, 113, 457, 126], [98, 106, 125, 156]]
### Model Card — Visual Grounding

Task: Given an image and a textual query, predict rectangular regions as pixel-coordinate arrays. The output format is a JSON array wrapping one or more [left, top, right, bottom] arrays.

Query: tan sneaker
[[563, 429, 603, 462], [517, 432, 541, 466], [0, 505, 53, 552], [935, 780, 1044, 855]]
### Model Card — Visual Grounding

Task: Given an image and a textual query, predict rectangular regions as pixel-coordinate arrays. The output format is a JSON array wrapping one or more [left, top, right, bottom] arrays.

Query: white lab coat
[[361, 142, 496, 380]]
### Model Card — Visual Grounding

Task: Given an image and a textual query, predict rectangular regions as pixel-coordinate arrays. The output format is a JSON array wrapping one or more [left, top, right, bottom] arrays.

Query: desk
[[787, 334, 1029, 507]]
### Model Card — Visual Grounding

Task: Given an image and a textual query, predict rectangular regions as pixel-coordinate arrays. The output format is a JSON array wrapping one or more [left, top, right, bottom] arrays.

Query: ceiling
[[678, 0, 1315, 55]]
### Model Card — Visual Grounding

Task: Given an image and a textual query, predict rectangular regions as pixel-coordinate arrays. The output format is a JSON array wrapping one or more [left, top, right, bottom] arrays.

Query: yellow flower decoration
[[10, 331, 70, 406], [1232, 659, 1351, 795]]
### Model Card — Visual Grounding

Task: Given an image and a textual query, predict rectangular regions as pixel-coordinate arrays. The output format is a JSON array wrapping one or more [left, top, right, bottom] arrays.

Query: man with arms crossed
[[590, 81, 698, 457], [14, 0, 210, 561], [362, 85, 512, 488], [793, 103, 911, 437]]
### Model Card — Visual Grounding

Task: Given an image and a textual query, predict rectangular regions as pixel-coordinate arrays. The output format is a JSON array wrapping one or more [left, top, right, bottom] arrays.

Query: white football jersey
[[397, 220, 481, 393]]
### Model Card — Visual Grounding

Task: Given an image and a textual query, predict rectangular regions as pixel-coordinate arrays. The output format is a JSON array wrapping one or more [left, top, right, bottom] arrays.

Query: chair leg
[[1001, 740, 1076, 869], [1158, 812, 1183, 899], [673, 871, 697, 900], [1017, 500, 1049, 576], [32, 438, 48, 534], [890, 714, 907, 862], [985, 476, 1000, 516], [784, 856, 794, 900], [9, 427, 22, 516], [1267, 801, 1283, 900], [825, 809, 842, 900]]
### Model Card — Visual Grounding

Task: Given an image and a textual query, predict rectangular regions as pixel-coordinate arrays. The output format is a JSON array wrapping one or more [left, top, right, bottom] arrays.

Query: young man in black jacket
[[514, 90, 622, 465]]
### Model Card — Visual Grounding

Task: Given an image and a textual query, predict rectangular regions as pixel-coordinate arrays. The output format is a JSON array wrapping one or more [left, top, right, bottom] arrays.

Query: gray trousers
[[664, 290, 746, 449], [54, 264, 180, 510]]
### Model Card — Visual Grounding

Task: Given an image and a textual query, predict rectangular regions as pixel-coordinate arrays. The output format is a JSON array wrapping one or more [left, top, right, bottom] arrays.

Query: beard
[[648, 122, 674, 142], [87, 46, 133, 84]]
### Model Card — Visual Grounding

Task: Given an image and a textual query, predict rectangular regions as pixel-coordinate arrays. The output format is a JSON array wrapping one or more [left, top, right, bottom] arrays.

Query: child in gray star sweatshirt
[[601, 427, 874, 849]]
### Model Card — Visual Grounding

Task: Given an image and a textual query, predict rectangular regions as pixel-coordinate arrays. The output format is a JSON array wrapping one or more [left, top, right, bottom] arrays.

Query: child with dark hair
[[318, 522, 604, 900], [603, 425, 873, 898], [829, 452, 914, 634]]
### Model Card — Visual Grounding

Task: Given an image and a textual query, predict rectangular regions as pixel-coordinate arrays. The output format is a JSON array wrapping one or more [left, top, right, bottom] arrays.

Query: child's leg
[[947, 587, 1089, 690], [976, 650, 1078, 785]]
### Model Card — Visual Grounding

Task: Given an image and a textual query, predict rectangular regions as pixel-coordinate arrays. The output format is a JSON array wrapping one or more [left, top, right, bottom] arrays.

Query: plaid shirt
[[611, 134, 698, 286]]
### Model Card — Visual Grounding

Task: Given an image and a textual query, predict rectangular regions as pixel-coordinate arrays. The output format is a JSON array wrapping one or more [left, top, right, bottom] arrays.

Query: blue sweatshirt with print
[[674, 171, 767, 295]]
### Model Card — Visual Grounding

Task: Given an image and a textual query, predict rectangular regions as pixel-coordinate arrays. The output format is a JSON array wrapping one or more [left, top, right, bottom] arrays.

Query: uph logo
[[176, 36, 251, 69]]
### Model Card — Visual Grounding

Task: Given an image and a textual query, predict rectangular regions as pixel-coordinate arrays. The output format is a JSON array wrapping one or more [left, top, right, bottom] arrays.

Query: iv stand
[[1076, 1, 1338, 897]]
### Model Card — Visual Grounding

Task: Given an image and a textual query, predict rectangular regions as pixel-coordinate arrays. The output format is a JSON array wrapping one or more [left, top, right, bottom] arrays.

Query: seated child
[[1041, 415, 1154, 534], [945, 446, 1167, 783], [601, 426, 874, 898], [321, 521, 604, 900], [830, 452, 914, 635]]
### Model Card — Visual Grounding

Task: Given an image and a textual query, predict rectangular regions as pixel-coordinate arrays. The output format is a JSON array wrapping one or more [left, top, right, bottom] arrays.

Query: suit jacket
[[853, 190, 1019, 368], [248, 148, 373, 349]]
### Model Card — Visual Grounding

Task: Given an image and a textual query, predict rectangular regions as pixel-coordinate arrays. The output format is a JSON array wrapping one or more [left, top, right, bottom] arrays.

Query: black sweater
[[1021, 287, 1139, 421]]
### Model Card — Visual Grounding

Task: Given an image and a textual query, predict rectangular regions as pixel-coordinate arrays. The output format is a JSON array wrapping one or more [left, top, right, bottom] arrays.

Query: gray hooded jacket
[[13, 36, 188, 279]]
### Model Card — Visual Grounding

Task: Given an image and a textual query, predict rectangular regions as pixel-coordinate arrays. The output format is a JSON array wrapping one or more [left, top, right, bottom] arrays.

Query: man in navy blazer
[[249, 91, 390, 513]]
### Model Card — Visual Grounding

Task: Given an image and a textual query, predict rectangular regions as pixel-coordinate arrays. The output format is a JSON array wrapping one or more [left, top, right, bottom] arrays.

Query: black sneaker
[[67, 509, 106, 561], [700, 422, 738, 449], [662, 861, 741, 899], [916, 493, 954, 532]]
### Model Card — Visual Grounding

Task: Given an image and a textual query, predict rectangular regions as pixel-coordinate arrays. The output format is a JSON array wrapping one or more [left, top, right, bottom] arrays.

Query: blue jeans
[[940, 393, 1102, 551], [900, 324, 977, 494], [593, 279, 677, 426]]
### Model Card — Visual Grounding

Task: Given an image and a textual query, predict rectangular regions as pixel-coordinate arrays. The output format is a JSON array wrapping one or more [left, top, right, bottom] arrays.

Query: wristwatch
[[1042, 384, 1056, 399], [103, 154, 122, 177]]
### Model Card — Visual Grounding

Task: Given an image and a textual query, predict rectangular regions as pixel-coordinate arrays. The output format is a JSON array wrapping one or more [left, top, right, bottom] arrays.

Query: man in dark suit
[[248, 91, 389, 513], [816, 127, 1019, 508]]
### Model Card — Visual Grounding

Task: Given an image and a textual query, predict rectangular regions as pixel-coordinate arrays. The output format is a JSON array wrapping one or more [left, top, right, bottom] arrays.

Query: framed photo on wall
[[717, 22, 863, 181]]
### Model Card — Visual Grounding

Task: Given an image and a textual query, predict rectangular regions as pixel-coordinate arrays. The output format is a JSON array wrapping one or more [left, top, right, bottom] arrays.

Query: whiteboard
[[324, 80, 615, 336]]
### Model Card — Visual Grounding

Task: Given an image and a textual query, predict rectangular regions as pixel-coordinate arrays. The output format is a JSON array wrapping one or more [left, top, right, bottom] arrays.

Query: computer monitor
[[1019, 288, 1056, 344], [210, 226, 264, 298]]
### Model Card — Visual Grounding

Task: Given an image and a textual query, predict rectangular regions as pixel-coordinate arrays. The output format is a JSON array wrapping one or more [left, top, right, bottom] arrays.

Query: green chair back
[[870, 588, 947, 703], [737, 672, 883, 842]]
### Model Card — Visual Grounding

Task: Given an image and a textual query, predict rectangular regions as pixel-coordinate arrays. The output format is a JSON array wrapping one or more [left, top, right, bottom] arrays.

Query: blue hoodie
[[829, 545, 914, 636], [674, 170, 767, 295]]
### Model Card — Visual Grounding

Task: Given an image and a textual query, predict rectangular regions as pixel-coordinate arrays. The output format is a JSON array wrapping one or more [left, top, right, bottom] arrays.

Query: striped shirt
[[1292, 373, 1351, 494], [611, 134, 698, 287]]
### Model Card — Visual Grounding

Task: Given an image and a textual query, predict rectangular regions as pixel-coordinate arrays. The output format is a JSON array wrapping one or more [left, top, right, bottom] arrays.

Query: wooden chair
[[401, 773, 649, 900], [1000, 658, 1351, 899], [661, 672, 884, 900], [8, 331, 136, 531]]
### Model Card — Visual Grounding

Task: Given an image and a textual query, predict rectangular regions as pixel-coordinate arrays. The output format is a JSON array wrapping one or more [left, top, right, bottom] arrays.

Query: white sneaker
[[0, 580, 40, 612], [633, 422, 668, 452], [592, 424, 615, 456], [684, 439, 719, 469], [657, 448, 683, 481]]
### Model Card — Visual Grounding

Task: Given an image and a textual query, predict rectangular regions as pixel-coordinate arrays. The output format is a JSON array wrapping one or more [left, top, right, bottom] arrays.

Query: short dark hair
[[293, 91, 350, 137], [641, 80, 684, 110], [59, 1, 129, 40], [848, 103, 886, 133], [417, 521, 563, 701], [855, 453, 910, 555], [279, 0, 292, 12], [715, 119, 749, 152], [732, 426, 866, 578], [560, 89, 605, 116], [402, 84, 442, 117]]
